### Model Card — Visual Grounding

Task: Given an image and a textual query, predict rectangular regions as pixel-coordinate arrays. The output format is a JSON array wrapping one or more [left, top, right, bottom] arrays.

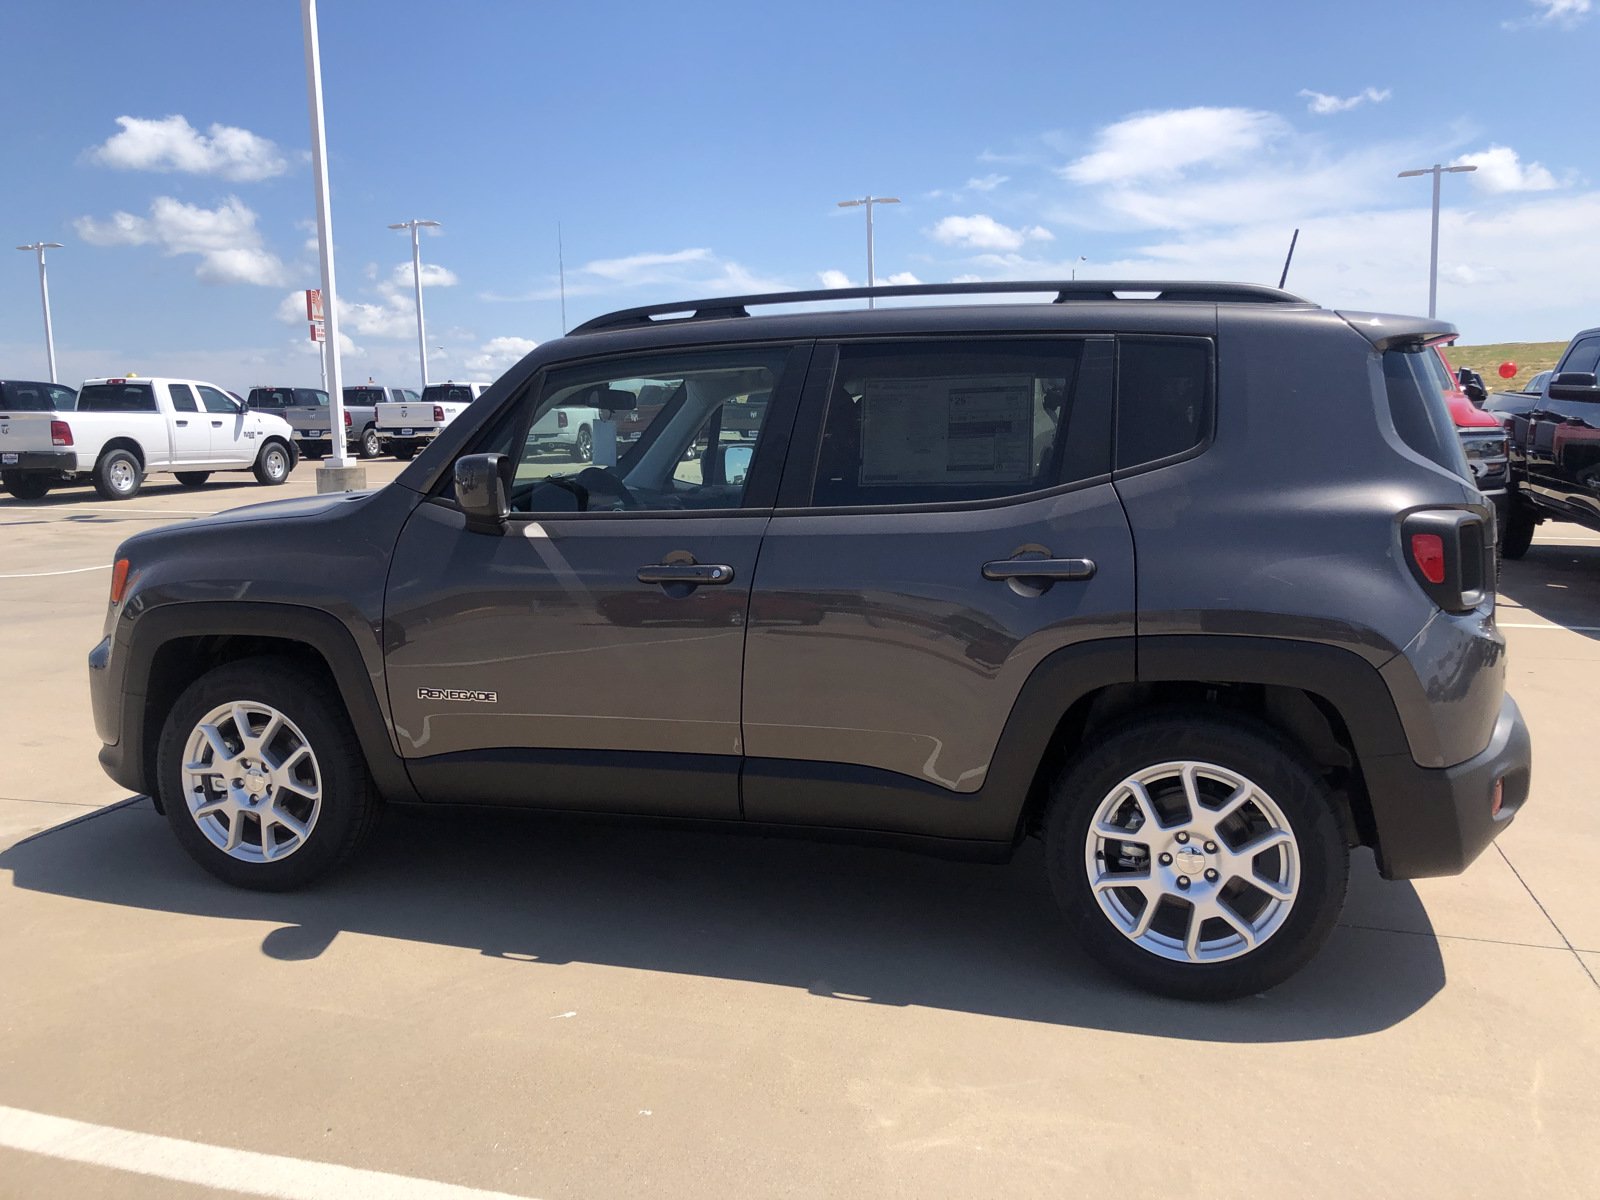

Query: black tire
[[391, 442, 418, 461], [92, 448, 144, 500], [359, 425, 382, 459], [1044, 711, 1348, 1001], [155, 658, 382, 890], [174, 472, 211, 488], [1500, 500, 1537, 560], [301, 445, 324, 461], [570, 425, 593, 463], [253, 440, 292, 486], [2, 472, 52, 500]]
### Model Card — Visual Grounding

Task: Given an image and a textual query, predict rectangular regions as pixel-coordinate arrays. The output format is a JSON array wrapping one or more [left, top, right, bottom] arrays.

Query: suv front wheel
[[1046, 712, 1347, 1000], [155, 659, 381, 890]]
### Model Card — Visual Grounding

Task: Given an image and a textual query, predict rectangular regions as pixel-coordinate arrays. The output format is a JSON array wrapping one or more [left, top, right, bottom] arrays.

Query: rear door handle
[[637, 563, 736, 586], [982, 557, 1097, 582]]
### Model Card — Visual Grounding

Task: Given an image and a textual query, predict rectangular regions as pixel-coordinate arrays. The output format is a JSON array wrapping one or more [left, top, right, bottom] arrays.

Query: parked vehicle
[[527, 397, 603, 462], [244, 386, 334, 459], [3, 376, 295, 500], [89, 281, 1529, 1000], [343, 385, 419, 459], [1484, 370, 1553, 423], [1434, 343, 1509, 527], [1501, 327, 1600, 556], [1, 379, 77, 412], [375, 381, 488, 460]]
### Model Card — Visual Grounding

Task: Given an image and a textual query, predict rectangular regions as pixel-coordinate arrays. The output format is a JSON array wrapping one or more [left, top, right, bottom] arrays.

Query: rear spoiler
[[1337, 310, 1458, 351]]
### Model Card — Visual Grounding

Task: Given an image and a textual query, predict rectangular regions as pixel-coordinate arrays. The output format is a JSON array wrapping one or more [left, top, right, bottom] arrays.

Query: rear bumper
[[1364, 693, 1531, 879], [1, 449, 78, 472]]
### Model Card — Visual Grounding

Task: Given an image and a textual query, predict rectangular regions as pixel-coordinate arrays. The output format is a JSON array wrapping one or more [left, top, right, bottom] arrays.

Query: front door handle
[[211, 420, 224, 427], [982, 557, 1096, 582], [637, 563, 736, 586]]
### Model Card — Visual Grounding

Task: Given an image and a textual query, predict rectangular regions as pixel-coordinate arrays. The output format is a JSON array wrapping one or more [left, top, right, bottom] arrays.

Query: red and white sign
[[305, 289, 324, 322], [309, 323, 325, 343]]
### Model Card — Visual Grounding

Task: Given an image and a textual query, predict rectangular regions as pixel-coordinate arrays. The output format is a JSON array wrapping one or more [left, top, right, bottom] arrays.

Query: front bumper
[[1, 449, 78, 473], [1363, 693, 1531, 879]]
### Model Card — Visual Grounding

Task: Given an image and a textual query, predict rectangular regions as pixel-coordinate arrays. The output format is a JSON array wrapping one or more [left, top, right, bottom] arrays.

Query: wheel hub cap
[[1173, 845, 1206, 876], [180, 701, 322, 863]]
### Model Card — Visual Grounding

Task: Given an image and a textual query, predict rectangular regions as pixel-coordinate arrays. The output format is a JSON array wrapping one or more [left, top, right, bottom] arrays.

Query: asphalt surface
[[1, 463, 1597, 1199]]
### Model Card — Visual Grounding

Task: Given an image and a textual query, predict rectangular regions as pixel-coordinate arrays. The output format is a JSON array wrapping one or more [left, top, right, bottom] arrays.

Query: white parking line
[[0, 564, 109, 579], [0, 1104, 538, 1200], [1499, 622, 1600, 631]]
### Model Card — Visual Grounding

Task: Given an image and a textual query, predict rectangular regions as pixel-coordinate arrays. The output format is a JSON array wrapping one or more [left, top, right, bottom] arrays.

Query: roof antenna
[[558, 222, 567, 335], [1278, 228, 1299, 289]]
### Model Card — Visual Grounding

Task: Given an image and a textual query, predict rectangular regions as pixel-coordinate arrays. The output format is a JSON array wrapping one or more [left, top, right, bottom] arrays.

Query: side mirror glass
[[1548, 371, 1600, 402], [455, 452, 511, 532], [720, 443, 753, 486]]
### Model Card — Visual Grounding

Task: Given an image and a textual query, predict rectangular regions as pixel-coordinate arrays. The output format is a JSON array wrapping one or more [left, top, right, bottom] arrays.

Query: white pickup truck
[[375, 381, 489, 460], [0, 376, 297, 500]]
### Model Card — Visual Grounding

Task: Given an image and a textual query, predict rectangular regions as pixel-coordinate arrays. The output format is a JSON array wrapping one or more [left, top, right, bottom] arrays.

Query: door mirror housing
[[1458, 369, 1487, 405], [455, 453, 512, 533], [720, 443, 753, 486], [1548, 371, 1600, 402]]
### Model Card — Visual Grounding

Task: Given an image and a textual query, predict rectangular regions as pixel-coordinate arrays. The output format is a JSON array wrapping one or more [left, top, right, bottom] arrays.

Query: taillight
[[109, 558, 131, 604], [1410, 534, 1446, 584], [1402, 511, 1489, 612], [557, 410, 569, 429], [50, 419, 73, 447], [433, 405, 445, 422], [344, 411, 353, 426]]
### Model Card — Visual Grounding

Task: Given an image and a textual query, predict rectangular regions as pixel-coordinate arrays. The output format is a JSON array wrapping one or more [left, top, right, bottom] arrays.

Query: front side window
[[480, 347, 790, 514], [810, 340, 1110, 507], [1115, 338, 1214, 470], [1559, 336, 1600, 377], [198, 386, 237, 415], [48, 385, 77, 411]]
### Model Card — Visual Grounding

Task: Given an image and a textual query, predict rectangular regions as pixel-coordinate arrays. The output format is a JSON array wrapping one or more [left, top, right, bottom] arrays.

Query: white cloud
[[1062, 107, 1287, 185], [966, 173, 1009, 192], [466, 336, 539, 374], [1451, 145, 1558, 193], [584, 248, 713, 282], [1299, 87, 1391, 115], [75, 196, 288, 285], [1513, 0, 1591, 28], [388, 262, 459, 290], [817, 269, 923, 288], [87, 115, 288, 182], [930, 214, 1054, 252], [880, 271, 922, 285], [818, 269, 853, 289], [484, 247, 787, 303]]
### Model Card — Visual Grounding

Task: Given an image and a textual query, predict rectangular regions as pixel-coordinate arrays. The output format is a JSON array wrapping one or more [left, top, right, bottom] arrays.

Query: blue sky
[[3, 0, 1596, 391]]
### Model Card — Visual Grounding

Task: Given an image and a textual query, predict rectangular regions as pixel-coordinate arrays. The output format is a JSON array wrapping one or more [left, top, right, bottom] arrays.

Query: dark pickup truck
[[1500, 327, 1600, 557]]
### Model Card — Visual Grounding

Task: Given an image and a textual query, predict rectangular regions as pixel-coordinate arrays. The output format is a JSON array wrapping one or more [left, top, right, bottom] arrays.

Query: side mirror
[[1463, 379, 1486, 405], [455, 452, 512, 533], [720, 443, 753, 486], [1548, 371, 1600, 402]]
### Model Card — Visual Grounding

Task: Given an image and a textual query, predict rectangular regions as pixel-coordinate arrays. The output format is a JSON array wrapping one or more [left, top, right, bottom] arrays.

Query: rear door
[[383, 342, 808, 817], [740, 337, 1134, 835], [166, 383, 210, 463]]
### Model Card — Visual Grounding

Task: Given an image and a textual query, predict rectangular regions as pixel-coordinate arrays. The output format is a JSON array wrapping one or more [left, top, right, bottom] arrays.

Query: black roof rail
[[569, 280, 1314, 335]]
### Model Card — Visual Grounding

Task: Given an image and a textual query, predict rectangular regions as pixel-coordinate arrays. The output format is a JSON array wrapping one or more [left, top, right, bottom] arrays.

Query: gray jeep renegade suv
[[88, 281, 1531, 999]]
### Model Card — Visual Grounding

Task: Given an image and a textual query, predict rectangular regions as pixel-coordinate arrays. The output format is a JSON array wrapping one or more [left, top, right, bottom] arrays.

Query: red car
[[1433, 342, 1509, 527]]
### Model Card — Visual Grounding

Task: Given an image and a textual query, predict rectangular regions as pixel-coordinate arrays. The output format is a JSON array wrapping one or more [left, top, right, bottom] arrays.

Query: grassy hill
[[1441, 342, 1567, 393]]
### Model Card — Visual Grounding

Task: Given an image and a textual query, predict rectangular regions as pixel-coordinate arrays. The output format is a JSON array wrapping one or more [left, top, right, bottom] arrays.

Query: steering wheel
[[571, 467, 644, 511]]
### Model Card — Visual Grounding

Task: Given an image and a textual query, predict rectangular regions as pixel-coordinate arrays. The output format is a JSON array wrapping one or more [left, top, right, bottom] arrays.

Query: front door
[[740, 337, 1138, 836], [1526, 333, 1600, 519], [383, 342, 808, 818], [197, 385, 251, 462]]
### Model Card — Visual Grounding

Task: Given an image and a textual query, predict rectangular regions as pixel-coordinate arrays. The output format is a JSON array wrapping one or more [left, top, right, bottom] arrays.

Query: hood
[[1442, 390, 1499, 429], [176, 488, 382, 530]]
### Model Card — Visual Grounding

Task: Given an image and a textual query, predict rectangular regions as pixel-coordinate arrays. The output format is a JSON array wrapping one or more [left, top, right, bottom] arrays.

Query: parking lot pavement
[[1, 486, 1597, 1199]]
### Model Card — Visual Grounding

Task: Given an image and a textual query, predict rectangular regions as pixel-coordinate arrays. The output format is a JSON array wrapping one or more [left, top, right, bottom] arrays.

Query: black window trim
[[426, 339, 814, 521], [774, 333, 1118, 515], [1109, 333, 1219, 480]]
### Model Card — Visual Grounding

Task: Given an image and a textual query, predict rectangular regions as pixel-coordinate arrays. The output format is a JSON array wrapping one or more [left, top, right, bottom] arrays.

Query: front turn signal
[[109, 559, 132, 604]]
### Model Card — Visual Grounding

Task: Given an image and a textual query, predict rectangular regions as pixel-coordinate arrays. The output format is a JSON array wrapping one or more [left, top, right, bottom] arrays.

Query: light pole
[[301, 0, 357, 483], [837, 196, 899, 308], [388, 218, 441, 388], [15, 242, 64, 383], [1072, 255, 1086, 281], [1398, 163, 1477, 319]]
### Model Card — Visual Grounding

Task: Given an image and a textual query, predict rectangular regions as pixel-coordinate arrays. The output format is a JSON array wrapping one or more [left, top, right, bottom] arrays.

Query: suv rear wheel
[[155, 659, 381, 890], [1045, 712, 1347, 1000]]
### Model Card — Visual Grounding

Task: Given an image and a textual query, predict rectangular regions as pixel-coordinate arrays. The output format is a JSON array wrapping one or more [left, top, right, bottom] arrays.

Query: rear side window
[[1559, 336, 1600, 376], [78, 383, 156, 413], [0, 382, 55, 411], [1115, 337, 1213, 470], [1382, 349, 1469, 475], [168, 384, 199, 413], [809, 339, 1111, 507]]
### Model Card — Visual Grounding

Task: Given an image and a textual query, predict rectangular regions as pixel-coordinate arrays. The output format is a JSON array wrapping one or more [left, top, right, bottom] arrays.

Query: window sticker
[[860, 375, 1034, 485]]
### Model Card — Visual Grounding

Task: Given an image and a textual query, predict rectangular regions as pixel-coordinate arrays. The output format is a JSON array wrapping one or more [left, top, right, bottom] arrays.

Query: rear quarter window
[[1382, 349, 1470, 476], [1115, 337, 1214, 471]]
